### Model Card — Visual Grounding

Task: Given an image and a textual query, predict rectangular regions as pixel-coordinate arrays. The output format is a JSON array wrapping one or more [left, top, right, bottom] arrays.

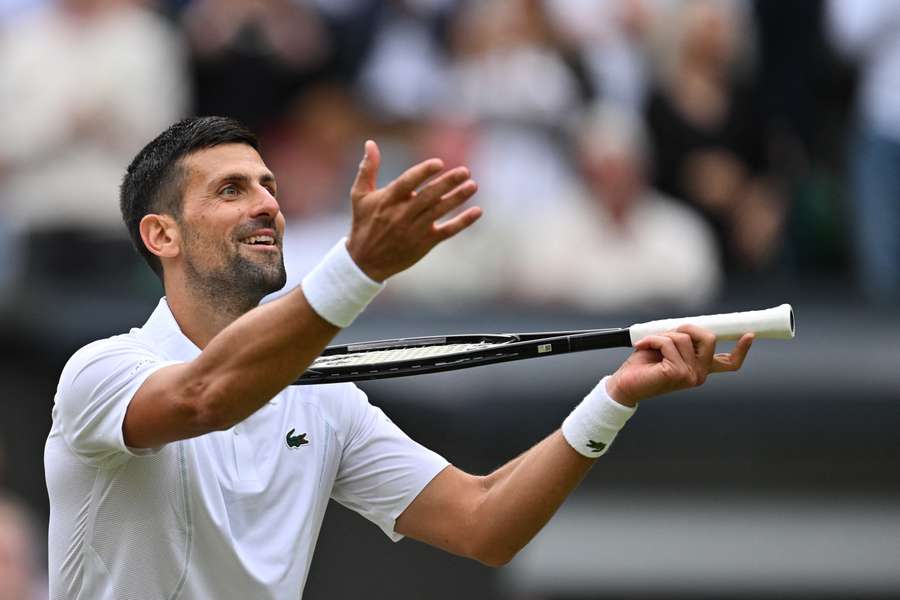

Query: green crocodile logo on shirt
[[286, 428, 309, 449]]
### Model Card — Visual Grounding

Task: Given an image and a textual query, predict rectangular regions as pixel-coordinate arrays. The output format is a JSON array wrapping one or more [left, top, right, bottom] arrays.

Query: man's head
[[121, 117, 286, 307]]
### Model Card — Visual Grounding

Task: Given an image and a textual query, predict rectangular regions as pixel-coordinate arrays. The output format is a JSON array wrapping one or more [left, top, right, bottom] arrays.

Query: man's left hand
[[606, 325, 754, 407]]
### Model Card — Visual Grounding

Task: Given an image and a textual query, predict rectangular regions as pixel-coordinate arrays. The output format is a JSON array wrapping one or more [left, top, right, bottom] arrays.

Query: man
[[45, 116, 753, 599]]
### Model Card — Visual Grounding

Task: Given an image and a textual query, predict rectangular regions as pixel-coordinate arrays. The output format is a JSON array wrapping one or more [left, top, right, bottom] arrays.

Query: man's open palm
[[346, 140, 482, 282]]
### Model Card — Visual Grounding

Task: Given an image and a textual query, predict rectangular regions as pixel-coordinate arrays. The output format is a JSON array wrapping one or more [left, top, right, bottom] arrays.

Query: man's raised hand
[[346, 140, 482, 282]]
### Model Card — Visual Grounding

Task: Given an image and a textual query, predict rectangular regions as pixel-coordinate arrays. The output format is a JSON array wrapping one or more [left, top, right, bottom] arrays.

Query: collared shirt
[[45, 298, 449, 600]]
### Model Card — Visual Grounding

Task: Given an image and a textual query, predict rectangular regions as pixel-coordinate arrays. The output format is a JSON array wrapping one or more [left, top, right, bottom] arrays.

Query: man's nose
[[249, 185, 280, 218]]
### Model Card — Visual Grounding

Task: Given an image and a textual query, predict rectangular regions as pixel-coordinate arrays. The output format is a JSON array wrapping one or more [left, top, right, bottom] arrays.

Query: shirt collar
[[137, 297, 202, 362]]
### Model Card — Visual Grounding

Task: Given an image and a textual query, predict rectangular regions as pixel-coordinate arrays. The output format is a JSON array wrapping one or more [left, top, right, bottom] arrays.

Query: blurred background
[[0, 0, 898, 598]]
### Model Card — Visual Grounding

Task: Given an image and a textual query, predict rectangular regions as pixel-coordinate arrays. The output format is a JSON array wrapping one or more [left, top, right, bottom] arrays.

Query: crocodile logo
[[586, 439, 606, 454], [286, 429, 309, 449]]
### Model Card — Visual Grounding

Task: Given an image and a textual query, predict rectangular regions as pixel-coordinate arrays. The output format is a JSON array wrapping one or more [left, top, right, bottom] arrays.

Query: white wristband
[[562, 376, 637, 458], [301, 237, 384, 328]]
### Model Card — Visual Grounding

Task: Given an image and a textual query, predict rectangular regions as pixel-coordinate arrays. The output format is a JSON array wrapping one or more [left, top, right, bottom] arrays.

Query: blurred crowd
[[1, 1, 899, 597], [1, 0, 894, 319]]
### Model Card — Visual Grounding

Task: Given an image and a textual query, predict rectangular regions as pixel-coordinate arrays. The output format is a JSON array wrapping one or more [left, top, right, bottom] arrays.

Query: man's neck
[[164, 284, 259, 349]]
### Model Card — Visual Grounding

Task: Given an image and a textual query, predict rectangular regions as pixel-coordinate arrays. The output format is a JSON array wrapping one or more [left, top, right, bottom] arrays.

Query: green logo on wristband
[[586, 439, 606, 453]]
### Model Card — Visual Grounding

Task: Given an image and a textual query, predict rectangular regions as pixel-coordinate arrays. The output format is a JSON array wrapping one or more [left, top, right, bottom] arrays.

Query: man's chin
[[246, 265, 286, 293], [262, 273, 288, 296], [228, 255, 287, 298], [252, 266, 288, 297]]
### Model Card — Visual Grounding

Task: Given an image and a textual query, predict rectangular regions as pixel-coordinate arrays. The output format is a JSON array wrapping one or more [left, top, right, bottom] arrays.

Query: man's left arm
[[395, 326, 754, 566]]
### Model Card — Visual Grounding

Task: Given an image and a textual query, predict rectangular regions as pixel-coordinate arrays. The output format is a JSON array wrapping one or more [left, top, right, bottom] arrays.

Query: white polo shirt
[[44, 298, 449, 600]]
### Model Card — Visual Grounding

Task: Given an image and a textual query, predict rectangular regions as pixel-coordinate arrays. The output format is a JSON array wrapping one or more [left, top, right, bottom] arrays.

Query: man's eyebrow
[[210, 172, 277, 187]]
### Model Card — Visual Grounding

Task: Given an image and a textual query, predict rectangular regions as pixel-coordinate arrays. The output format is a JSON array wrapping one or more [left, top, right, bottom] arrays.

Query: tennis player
[[44, 117, 753, 599]]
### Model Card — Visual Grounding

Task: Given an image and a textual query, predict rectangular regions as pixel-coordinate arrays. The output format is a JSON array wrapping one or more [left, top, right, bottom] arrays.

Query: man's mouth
[[239, 233, 275, 244]]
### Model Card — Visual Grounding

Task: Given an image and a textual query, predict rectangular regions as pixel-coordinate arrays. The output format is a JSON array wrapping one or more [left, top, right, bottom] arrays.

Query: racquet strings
[[309, 341, 498, 369]]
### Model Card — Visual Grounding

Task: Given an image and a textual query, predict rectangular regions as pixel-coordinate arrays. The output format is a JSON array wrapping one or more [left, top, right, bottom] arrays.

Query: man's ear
[[139, 214, 181, 261]]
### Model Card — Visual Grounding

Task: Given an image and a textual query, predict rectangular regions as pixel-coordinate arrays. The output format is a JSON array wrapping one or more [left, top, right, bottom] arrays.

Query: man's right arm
[[122, 288, 337, 448], [122, 141, 481, 449]]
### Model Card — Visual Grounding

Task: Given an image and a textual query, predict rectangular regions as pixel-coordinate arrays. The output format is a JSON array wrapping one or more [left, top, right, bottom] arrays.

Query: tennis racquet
[[294, 304, 795, 385]]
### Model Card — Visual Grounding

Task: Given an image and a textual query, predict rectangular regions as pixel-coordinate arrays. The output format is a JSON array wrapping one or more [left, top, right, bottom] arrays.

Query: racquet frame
[[293, 304, 794, 385]]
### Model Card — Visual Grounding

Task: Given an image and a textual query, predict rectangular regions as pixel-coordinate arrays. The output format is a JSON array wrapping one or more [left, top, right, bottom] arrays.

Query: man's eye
[[221, 185, 239, 197]]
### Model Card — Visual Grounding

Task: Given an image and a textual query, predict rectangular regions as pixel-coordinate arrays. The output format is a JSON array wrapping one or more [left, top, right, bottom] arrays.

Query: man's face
[[175, 143, 287, 303]]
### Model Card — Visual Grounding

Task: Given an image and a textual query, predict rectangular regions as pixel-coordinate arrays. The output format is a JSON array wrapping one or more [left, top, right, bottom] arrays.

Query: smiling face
[[174, 143, 287, 307]]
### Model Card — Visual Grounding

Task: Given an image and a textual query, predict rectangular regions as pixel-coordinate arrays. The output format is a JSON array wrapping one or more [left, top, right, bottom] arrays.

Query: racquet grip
[[628, 304, 795, 345]]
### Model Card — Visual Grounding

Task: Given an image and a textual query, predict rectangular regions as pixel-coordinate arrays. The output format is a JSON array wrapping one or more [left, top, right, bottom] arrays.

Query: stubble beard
[[183, 237, 287, 318]]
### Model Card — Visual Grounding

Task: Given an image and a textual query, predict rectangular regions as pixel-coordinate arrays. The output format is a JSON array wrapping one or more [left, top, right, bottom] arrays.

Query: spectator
[[510, 103, 721, 312], [385, 0, 590, 308], [0, 0, 188, 291], [389, 104, 720, 312], [826, 0, 900, 303], [444, 0, 584, 217], [263, 84, 363, 299], [754, 1, 850, 275], [263, 84, 363, 221], [644, 0, 784, 272], [180, 0, 331, 132], [355, 0, 456, 122], [545, 0, 660, 109]]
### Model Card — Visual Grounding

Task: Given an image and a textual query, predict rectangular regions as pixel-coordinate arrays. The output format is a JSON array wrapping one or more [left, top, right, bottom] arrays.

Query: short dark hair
[[120, 116, 259, 279]]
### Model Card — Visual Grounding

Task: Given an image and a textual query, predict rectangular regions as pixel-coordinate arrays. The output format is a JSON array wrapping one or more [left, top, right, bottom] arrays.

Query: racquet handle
[[628, 304, 795, 345]]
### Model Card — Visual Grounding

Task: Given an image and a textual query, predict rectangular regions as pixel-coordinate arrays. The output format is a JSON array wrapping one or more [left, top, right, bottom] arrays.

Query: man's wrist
[[605, 373, 638, 408], [302, 237, 384, 328], [345, 236, 389, 283], [561, 376, 638, 459]]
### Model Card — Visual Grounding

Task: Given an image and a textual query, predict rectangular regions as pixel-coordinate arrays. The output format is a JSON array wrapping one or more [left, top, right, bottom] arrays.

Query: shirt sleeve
[[330, 385, 450, 542], [54, 338, 180, 468]]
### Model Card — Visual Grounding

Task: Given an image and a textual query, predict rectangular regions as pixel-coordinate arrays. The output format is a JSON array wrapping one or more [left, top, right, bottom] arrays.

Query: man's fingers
[[634, 335, 686, 372], [664, 332, 696, 363], [350, 140, 381, 199], [410, 167, 472, 217], [389, 158, 445, 200], [664, 332, 700, 385], [711, 333, 754, 372], [433, 206, 483, 241], [676, 324, 717, 370], [424, 179, 478, 222]]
